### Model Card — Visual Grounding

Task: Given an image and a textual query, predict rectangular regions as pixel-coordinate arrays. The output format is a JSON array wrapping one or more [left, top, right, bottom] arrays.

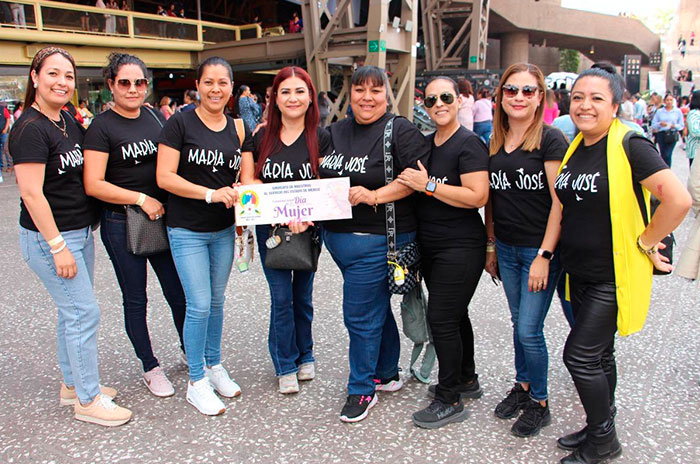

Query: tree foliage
[[560, 49, 580, 73]]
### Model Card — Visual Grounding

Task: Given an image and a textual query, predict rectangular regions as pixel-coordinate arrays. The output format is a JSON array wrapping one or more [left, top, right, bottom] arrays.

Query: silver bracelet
[[205, 189, 215, 204]]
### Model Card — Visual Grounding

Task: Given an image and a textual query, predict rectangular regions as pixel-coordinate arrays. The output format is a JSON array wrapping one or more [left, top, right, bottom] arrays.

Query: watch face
[[426, 181, 437, 193], [539, 249, 553, 260]]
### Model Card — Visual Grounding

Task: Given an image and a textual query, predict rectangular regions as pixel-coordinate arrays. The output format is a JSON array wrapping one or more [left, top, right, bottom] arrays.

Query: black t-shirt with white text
[[10, 107, 96, 232], [253, 127, 332, 183], [83, 108, 168, 212], [417, 127, 489, 245], [554, 135, 667, 282], [159, 110, 254, 232], [489, 126, 568, 247], [320, 113, 431, 234]]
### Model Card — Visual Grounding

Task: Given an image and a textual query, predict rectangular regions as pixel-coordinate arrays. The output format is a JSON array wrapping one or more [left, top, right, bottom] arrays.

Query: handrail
[[0, 0, 261, 47]]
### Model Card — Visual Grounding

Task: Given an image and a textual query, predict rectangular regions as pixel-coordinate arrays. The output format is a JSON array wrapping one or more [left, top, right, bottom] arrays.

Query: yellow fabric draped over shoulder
[[558, 118, 653, 336]]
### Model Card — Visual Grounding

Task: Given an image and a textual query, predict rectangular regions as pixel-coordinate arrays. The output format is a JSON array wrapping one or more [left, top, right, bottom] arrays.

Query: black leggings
[[421, 243, 485, 404], [563, 278, 617, 428]]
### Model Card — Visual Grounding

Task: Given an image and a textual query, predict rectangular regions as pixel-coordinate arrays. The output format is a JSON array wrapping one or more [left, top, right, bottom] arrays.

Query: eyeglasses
[[502, 84, 539, 98], [424, 92, 455, 108], [116, 78, 149, 91]]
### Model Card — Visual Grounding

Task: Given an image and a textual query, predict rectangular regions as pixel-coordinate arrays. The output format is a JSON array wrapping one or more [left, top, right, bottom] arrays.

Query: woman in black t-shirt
[[240, 66, 332, 395], [484, 63, 569, 438], [319, 66, 430, 423], [157, 57, 254, 416], [83, 53, 186, 399], [10, 46, 131, 426], [554, 64, 690, 464], [397, 77, 489, 429]]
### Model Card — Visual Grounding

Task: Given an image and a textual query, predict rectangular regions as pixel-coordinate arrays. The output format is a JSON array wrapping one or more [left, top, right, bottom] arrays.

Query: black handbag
[[124, 205, 170, 256], [263, 226, 321, 272], [382, 117, 421, 295], [663, 129, 679, 144], [650, 196, 674, 275]]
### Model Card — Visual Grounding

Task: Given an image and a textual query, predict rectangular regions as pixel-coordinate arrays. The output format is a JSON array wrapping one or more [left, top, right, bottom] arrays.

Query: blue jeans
[[656, 133, 676, 168], [167, 226, 235, 382], [0, 133, 7, 170], [473, 120, 492, 145], [100, 210, 186, 372], [323, 229, 415, 396], [496, 240, 561, 401], [20, 226, 101, 404], [256, 224, 316, 376]]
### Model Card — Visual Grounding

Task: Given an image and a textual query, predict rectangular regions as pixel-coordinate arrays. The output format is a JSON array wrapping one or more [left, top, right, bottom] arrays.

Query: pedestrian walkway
[[0, 146, 698, 463]]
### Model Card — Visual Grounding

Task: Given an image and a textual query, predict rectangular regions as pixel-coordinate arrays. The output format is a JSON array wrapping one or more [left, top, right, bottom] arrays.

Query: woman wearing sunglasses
[[484, 63, 569, 438], [555, 63, 689, 464], [10, 46, 131, 426], [157, 57, 254, 416], [320, 66, 430, 423], [83, 52, 186, 398], [397, 77, 489, 429]]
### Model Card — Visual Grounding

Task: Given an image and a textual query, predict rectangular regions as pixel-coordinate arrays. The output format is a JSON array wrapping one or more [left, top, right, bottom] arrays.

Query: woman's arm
[[651, 110, 662, 130], [675, 109, 685, 130], [239, 152, 262, 185], [83, 149, 164, 220], [396, 160, 489, 208], [156, 143, 238, 208], [527, 160, 563, 292], [15, 164, 78, 278], [348, 179, 412, 207]]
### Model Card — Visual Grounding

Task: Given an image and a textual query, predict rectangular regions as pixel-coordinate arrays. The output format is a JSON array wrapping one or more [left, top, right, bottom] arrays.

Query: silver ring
[[155, 214, 161, 219]]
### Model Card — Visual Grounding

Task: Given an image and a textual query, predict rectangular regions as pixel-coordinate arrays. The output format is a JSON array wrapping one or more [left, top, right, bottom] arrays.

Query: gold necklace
[[33, 104, 68, 138]]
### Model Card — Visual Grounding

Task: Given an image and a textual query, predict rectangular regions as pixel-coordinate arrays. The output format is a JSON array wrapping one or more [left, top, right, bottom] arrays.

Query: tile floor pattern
[[0, 146, 698, 463]]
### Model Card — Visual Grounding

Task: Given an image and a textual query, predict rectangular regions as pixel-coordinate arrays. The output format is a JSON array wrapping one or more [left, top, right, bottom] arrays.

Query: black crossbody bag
[[124, 106, 169, 256], [383, 117, 421, 294]]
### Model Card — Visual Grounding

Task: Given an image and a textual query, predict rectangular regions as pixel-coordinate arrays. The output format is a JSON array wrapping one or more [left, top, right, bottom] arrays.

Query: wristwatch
[[425, 180, 437, 196], [537, 248, 554, 260]]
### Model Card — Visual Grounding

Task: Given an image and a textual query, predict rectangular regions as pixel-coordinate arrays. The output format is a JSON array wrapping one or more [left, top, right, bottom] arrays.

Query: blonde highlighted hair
[[490, 63, 546, 156]]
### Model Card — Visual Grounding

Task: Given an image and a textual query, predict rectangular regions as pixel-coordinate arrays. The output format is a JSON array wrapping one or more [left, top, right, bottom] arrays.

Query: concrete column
[[500, 31, 529, 69]]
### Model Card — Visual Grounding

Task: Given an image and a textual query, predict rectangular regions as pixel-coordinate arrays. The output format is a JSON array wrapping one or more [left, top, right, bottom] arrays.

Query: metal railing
[[0, 0, 261, 50]]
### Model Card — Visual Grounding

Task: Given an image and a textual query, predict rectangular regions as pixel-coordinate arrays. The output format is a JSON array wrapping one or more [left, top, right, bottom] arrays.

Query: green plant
[[560, 49, 580, 73]]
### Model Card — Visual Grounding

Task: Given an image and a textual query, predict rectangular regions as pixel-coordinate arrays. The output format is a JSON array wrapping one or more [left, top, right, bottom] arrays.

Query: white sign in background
[[234, 177, 353, 226]]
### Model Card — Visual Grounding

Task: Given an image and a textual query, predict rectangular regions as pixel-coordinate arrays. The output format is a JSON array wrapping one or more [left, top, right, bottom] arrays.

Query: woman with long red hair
[[240, 66, 332, 394]]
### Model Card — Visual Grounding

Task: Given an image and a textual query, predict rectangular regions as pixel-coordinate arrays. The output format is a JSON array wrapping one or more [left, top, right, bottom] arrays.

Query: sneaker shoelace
[[518, 401, 544, 427], [502, 387, 525, 407], [97, 395, 117, 410]]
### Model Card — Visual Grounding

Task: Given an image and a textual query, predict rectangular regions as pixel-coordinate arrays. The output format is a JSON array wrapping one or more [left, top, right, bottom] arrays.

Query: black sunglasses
[[116, 78, 149, 91], [424, 92, 455, 108], [502, 84, 539, 98]]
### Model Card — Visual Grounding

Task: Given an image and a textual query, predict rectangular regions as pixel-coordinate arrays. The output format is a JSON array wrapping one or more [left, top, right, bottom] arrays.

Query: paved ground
[[1, 146, 699, 464]]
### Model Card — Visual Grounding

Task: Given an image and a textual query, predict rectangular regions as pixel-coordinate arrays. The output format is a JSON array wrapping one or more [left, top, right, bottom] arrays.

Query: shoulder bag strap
[[233, 118, 245, 146], [142, 105, 164, 128], [622, 130, 650, 226], [383, 117, 396, 257]]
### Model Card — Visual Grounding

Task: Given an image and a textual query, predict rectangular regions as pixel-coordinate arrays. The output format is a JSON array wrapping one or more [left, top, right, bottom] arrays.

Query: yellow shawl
[[558, 118, 653, 336]]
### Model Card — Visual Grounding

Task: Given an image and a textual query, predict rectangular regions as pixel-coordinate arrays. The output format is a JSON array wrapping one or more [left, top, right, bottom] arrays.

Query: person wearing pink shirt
[[472, 88, 493, 143], [542, 89, 559, 125]]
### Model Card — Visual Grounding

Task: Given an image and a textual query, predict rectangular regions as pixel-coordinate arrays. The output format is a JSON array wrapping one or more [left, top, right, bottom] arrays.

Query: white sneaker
[[279, 373, 300, 394], [205, 364, 241, 398], [186, 378, 225, 416], [297, 362, 315, 381]]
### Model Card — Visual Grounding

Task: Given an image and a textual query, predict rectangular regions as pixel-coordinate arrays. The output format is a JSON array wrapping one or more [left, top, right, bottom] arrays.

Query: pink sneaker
[[143, 366, 175, 397]]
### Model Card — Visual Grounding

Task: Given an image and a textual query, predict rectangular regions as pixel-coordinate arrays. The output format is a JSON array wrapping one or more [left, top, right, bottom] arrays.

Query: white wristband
[[50, 242, 67, 255], [205, 189, 215, 204], [47, 234, 64, 247], [136, 193, 146, 207]]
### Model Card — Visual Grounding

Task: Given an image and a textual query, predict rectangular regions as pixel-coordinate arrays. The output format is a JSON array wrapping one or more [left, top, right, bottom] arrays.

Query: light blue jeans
[[167, 226, 235, 382], [20, 226, 101, 404]]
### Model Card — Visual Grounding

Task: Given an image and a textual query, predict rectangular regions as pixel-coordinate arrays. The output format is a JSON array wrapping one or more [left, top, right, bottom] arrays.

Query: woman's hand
[[288, 219, 314, 234], [397, 160, 430, 192], [528, 256, 550, 292], [212, 186, 238, 208], [349, 186, 376, 206], [485, 249, 499, 278], [53, 247, 77, 279], [649, 242, 673, 273], [140, 196, 165, 221]]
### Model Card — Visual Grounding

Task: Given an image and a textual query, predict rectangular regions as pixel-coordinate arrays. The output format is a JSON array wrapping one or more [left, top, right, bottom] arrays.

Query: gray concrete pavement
[[0, 146, 699, 464]]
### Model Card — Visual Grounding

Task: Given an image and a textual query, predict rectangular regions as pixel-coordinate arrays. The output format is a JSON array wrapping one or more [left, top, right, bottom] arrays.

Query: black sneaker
[[373, 373, 403, 392], [511, 399, 551, 437], [494, 383, 530, 419], [428, 374, 484, 400], [339, 394, 377, 423], [412, 400, 469, 429]]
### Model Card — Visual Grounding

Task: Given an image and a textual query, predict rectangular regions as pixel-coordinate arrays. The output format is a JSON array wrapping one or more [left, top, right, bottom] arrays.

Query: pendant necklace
[[33, 104, 68, 138]]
